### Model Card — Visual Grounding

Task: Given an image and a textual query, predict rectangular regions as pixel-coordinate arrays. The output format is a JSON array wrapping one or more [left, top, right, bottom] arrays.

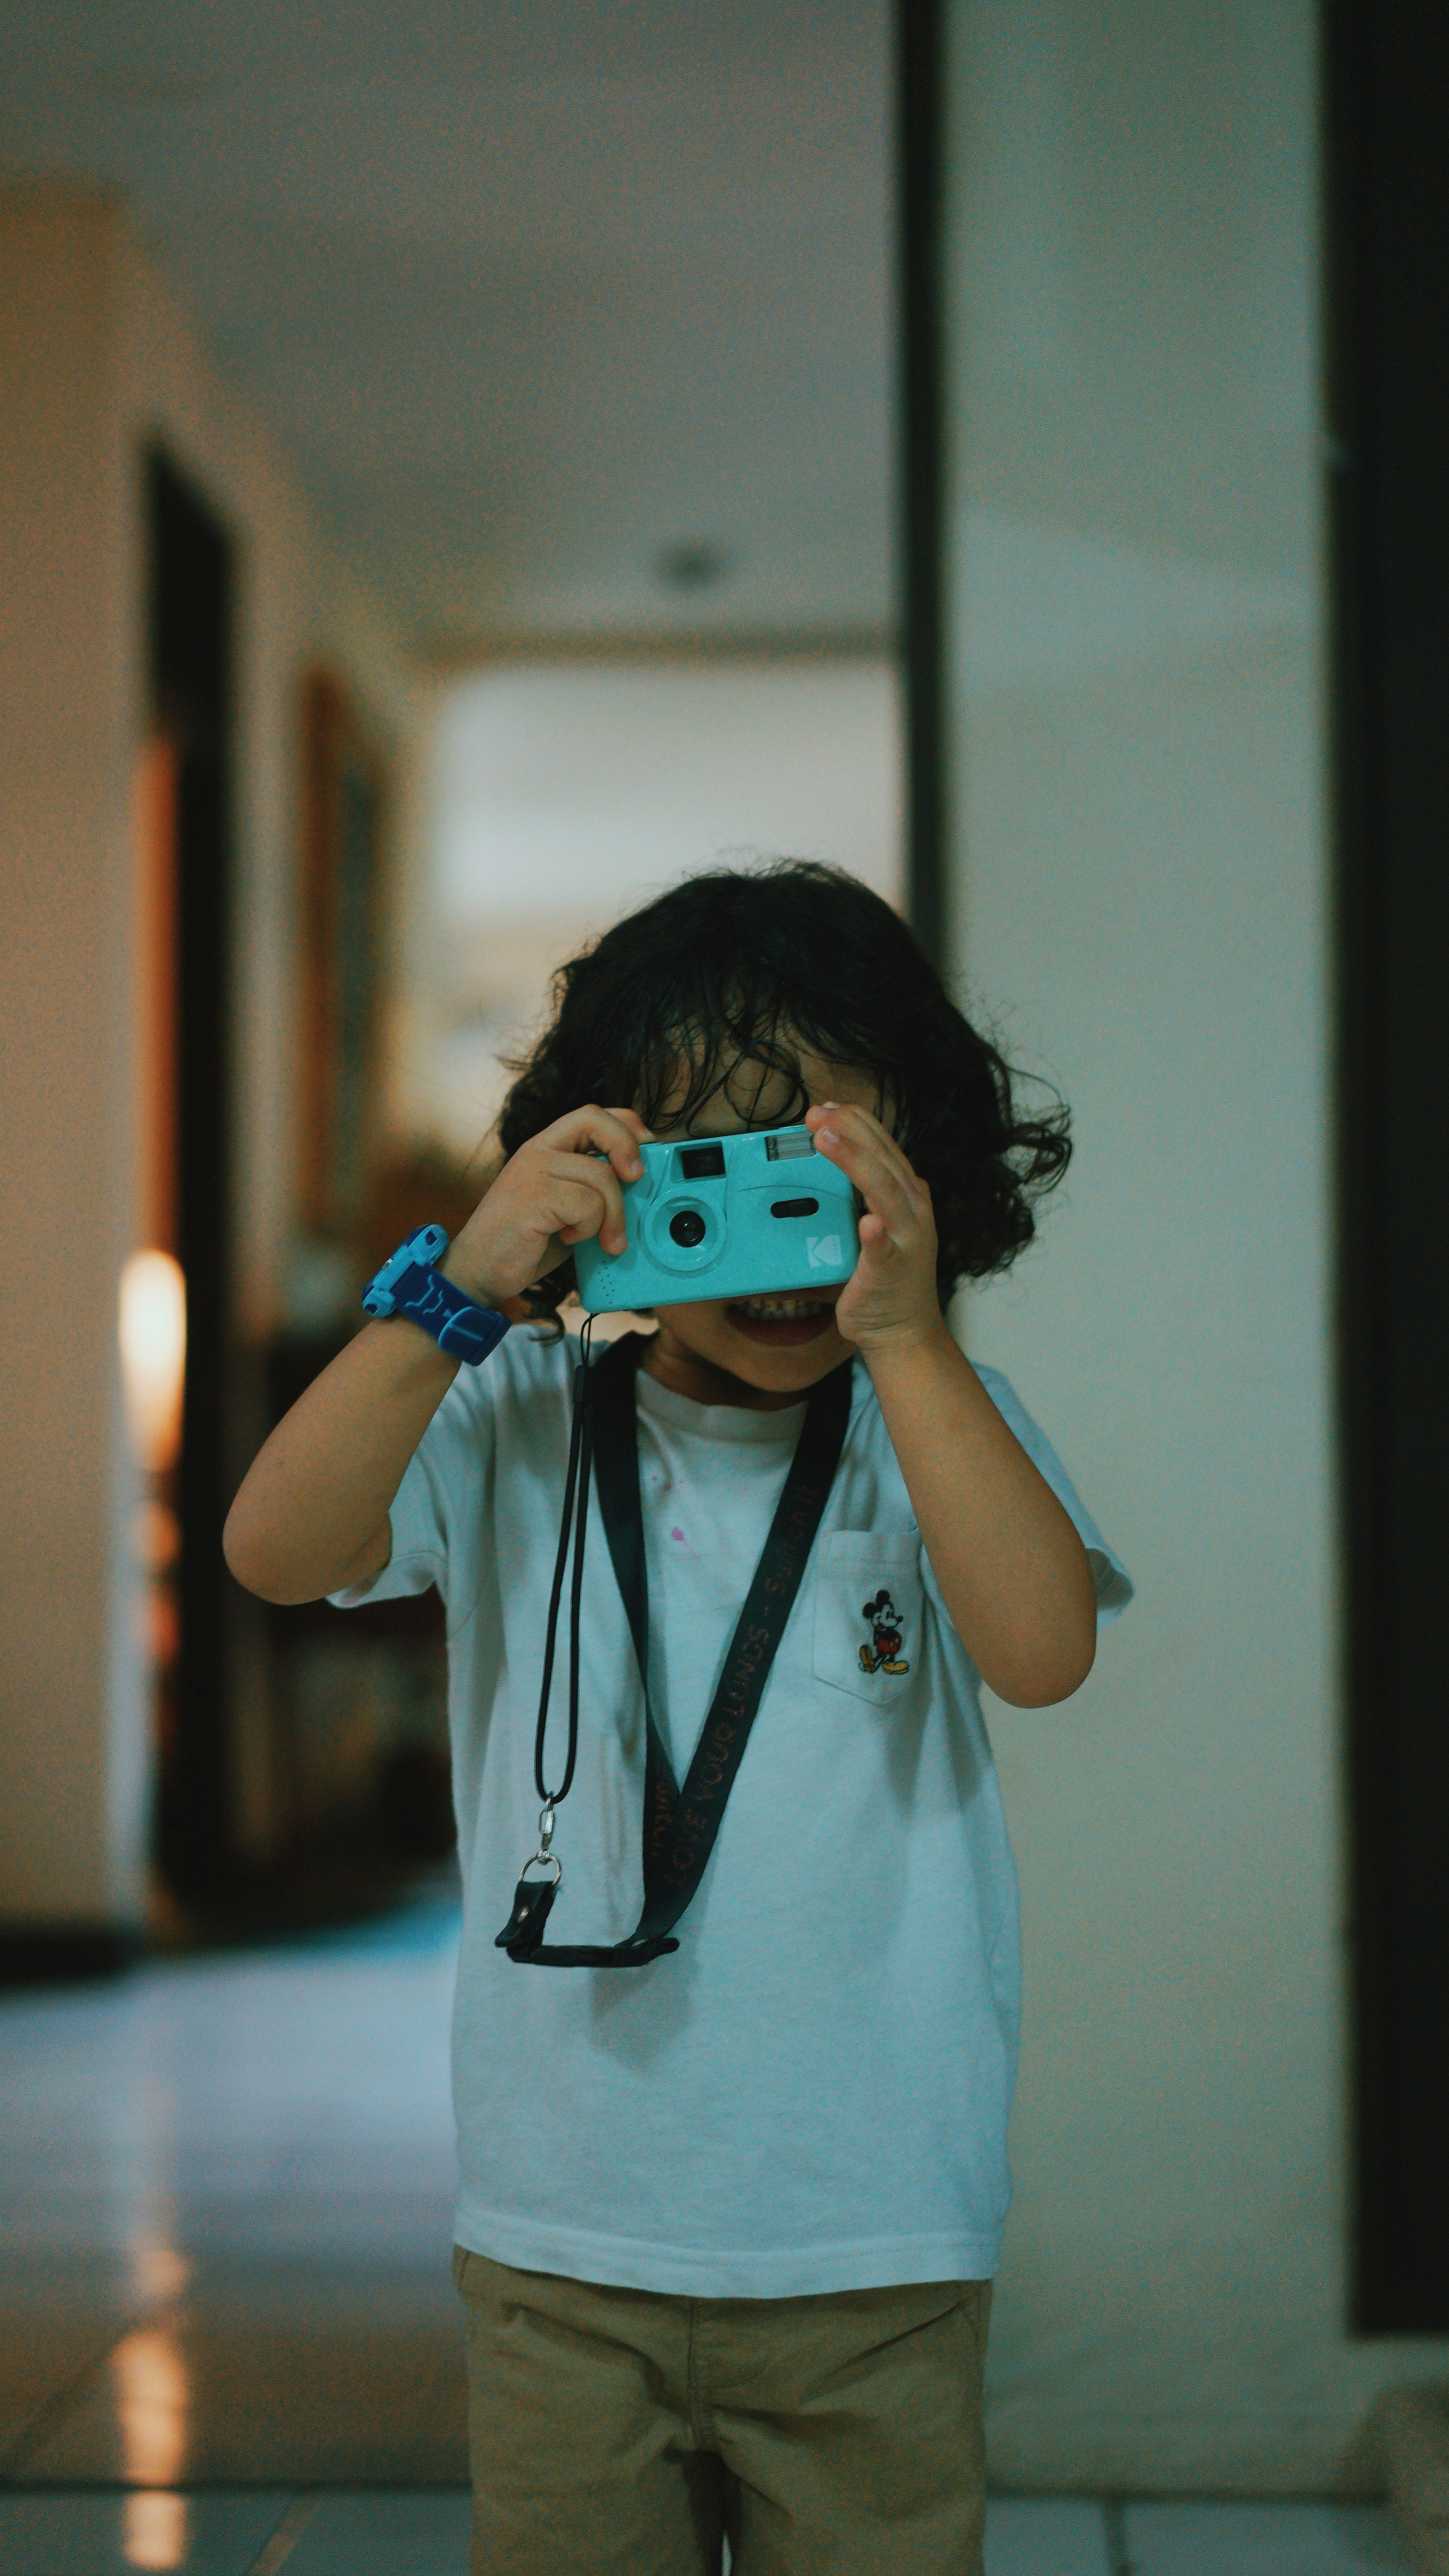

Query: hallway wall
[[401, 656, 903, 1161], [0, 189, 137, 1935], [940, 0, 1449, 2488], [0, 186, 420, 1937]]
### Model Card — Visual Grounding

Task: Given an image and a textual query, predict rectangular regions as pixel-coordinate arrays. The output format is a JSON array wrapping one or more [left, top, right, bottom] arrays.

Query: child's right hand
[[226, 1102, 650, 1604], [441, 1106, 651, 1307]]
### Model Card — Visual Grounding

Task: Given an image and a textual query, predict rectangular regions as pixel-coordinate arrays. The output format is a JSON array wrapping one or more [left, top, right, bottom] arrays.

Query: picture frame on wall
[[298, 668, 386, 1243]]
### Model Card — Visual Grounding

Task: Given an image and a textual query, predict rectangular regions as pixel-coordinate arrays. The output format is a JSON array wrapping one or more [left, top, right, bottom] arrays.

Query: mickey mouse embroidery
[[859, 1587, 910, 1676]]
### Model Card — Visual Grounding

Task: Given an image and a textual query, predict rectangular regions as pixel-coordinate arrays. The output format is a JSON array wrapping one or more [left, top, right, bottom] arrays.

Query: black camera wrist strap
[[495, 1327, 853, 1968]]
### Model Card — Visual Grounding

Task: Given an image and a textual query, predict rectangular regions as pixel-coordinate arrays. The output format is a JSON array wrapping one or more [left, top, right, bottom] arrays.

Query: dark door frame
[[1327, 0, 1449, 2334], [895, 0, 947, 968], [146, 447, 241, 1906]]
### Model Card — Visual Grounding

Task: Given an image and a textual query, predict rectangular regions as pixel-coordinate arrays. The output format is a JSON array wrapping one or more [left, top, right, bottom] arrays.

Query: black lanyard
[[495, 1328, 854, 1968]]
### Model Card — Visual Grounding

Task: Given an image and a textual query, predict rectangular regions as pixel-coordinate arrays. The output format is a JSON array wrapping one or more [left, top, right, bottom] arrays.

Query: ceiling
[[0, 0, 897, 654]]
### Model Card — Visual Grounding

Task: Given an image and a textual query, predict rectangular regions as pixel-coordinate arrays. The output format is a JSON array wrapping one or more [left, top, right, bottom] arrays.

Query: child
[[225, 861, 1131, 2576]]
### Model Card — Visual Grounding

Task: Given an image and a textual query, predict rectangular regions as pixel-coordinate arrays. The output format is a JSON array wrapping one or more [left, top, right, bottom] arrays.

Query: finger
[[609, 1107, 655, 1144], [854, 1214, 912, 1277], [807, 1100, 916, 1191], [815, 1122, 923, 1240], [598, 1105, 655, 1181], [807, 1098, 903, 1154], [808, 1102, 923, 1200], [549, 1196, 623, 1252], [807, 1097, 896, 1145], [543, 1103, 649, 1179], [544, 1154, 628, 1251]]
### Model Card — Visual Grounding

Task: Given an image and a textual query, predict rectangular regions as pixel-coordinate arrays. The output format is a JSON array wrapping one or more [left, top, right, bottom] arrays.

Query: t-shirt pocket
[[812, 1530, 925, 1708]]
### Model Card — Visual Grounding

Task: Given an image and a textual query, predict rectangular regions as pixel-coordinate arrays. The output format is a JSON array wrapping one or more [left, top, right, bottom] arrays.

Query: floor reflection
[[130, 2235, 191, 2308], [124, 2486, 189, 2571], [0, 1879, 464, 2488], [114, 2326, 189, 2486]]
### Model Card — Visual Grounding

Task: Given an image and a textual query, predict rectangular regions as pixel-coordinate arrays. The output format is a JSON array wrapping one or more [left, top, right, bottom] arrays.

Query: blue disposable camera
[[573, 1125, 859, 1314]]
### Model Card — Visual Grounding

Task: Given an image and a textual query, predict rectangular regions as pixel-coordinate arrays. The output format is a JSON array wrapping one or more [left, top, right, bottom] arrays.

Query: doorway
[[143, 448, 243, 1906]]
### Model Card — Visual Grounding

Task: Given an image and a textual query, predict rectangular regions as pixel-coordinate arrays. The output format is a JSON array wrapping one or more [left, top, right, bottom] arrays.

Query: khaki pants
[[454, 2248, 991, 2575]]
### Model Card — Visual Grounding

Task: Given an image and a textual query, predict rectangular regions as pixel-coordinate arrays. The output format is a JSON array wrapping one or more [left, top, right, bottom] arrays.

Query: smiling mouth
[[725, 1293, 838, 1344]]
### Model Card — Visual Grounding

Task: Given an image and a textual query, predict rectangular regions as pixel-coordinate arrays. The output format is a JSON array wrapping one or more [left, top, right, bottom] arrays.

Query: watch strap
[[385, 1261, 509, 1364]]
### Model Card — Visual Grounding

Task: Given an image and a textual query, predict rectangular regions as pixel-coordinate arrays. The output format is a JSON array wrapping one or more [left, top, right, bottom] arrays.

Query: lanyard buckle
[[518, 1801, 562, 1887]]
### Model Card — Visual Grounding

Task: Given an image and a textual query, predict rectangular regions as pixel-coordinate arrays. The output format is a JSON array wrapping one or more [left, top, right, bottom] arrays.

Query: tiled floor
[[0, 1896, 1414, 2573], [1115, 2502, 1411, 2572], [0, 2490, 1414, 2572], [0, 1889, 469, 2494]]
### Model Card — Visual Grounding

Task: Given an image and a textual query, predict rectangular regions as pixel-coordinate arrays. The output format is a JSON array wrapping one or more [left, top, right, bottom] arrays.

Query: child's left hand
[[804, 1103, 946, 1353]]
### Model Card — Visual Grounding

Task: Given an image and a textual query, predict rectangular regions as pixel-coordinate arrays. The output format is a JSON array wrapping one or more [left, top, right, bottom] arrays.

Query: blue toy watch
[[362, 1225, 510, 1365]]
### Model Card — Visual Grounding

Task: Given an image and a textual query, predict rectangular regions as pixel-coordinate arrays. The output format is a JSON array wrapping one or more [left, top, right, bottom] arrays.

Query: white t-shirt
[[334, 1327, 1131, 2298]]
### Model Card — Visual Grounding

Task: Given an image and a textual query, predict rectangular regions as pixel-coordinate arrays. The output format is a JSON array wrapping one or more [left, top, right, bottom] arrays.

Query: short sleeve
[[971, 1364, 1134, 1620], [324, 1331, 522, 1615], [327, 1438, 447, 1610]]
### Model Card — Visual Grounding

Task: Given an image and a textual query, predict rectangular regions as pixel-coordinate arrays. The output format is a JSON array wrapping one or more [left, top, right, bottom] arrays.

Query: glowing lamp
[[119, 1250, 187, 1474]]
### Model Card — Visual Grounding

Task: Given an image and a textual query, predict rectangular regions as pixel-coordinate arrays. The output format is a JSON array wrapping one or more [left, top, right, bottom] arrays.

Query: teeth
[[738, 1296, 829, 1319]]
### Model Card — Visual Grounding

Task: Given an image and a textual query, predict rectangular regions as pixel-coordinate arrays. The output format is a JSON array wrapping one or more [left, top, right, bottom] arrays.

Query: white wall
[[942, 0, 1449, 2489], [0, 185, 420, 1929]]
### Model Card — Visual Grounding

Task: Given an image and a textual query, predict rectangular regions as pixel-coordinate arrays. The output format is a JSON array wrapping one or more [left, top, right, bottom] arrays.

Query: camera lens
[[669, 1208, 708, 1249]]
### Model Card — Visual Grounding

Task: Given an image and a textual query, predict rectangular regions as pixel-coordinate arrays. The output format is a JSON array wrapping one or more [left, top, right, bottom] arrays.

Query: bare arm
[[223, 1322, 459, 1603], [858, 1325, 1097, 1705], [806, 1103, 1098, 1707], [223, 1105, 650, 1605]]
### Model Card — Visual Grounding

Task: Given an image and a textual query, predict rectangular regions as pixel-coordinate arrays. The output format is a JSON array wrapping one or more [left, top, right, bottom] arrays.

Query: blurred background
[[1, 0, 903, 1946], [2, 0, 1448, 2560]]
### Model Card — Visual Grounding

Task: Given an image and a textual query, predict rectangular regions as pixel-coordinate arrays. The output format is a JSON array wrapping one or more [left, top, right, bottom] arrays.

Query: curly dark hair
[[496, 861, 1070, 1318]]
